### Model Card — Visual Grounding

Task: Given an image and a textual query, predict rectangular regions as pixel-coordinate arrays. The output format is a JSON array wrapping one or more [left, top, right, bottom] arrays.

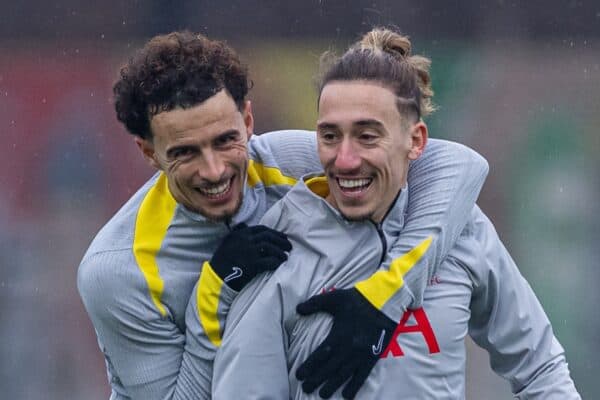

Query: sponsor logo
[[381, 308, 440, 358], [428, 275, 442, 286], [372, 329, 386, 355], [224, 267, 243, 283]]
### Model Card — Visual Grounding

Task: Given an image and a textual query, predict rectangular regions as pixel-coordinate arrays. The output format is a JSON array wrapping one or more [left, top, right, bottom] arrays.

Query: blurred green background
[[1, 1, 598, 398]]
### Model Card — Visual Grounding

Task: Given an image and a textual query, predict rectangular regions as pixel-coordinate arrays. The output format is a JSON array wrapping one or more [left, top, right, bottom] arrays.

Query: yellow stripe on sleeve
[[247, 160, 297, 188], [197, 261, 225, 347], [133, 173, 177, 317], [355, 236, 433, 310]]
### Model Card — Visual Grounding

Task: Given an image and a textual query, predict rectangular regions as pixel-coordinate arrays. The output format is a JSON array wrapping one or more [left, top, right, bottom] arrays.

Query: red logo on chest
[[381, 308, 440, 358]]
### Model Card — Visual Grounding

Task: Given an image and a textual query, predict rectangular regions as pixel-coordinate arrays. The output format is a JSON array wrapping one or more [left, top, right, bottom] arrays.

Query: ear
[[134, 137, 161, 169], [242, 100, 254, 140], [408, 121, 428, 160]]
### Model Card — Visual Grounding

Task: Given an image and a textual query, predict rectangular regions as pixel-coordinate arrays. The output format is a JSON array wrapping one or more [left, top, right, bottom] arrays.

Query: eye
[[358, 131, 379, 144], [167, 146, 195, 161], [318, 130, 339, 143], [214, 132, 240, 148]]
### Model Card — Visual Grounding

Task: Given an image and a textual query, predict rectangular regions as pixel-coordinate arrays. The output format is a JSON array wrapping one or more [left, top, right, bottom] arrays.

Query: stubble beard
[[199, 193, 244, 223], [339, 208, 374, 222]]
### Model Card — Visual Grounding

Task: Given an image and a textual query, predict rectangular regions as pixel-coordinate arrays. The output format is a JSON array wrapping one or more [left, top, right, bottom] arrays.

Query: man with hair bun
[[212, 27, 581, 399], [78, 30, 488, 399]]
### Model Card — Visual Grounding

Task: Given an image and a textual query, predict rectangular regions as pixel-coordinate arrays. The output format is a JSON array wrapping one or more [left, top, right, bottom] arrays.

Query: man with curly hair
[[77, 31, 488, 399]]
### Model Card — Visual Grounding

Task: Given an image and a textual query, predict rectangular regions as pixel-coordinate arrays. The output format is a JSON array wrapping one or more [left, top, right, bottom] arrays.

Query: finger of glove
[[256, 255, 288, 273], [296, 323, 350, 380], [295, 338, 335, 380], [256, 241, 290, 261], [296, 291, 343, 316], [219, 229, 253, 250], [319, 361, 356, 399], [301, 377, 321, 395], [300, 352, 346, 396], [341, 360, 377, 400], [252, 231, 292, 252]]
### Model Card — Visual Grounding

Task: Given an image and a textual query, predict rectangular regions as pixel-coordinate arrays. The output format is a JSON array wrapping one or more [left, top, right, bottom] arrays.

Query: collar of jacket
[[287, 172, 408, 233]]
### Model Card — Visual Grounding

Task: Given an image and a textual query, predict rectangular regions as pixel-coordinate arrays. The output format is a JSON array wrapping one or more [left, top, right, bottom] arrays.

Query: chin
[[203, 213, 234, 223], [198, 207, 235, 223], [199, 199, 243, 223], [338, 208, 373, 222]]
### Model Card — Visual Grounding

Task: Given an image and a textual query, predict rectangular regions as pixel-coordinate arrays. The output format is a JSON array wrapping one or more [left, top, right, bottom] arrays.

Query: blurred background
[[1, 1, 598, 398]]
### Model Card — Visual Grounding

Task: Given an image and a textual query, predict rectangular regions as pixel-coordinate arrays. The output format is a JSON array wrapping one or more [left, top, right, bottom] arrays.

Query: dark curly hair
[[113, 31, 250, 140]]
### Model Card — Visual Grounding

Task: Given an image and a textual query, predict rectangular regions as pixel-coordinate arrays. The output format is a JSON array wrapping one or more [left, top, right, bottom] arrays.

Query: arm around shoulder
[[212, 277, 289, 400], [360, 139, 489, 322], [248, 130, 322, 179]]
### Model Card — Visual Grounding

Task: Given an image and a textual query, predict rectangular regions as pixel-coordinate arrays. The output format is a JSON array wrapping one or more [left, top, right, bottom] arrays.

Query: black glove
[[295, 287, 397, 399], [209, 223, 292, 291]]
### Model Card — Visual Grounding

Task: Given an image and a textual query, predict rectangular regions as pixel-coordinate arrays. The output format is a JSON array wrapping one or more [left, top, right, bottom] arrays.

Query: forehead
[[150, 89, 243, 144], [317, 81, 400, 126]]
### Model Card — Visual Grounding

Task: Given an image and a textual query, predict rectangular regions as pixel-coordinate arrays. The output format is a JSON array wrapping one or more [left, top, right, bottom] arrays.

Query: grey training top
[[77, 130, 488, 399], [212, 176, 580, 399]]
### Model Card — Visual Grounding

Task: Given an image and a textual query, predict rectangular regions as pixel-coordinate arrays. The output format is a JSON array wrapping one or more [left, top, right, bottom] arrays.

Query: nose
[[334, 139, 361, 171], [199, 149, 226, 182]]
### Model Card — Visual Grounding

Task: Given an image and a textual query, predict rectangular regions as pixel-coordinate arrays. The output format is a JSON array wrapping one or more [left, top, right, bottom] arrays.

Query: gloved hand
[[209, 223, 292, 291], [295, 287, 397, 399]]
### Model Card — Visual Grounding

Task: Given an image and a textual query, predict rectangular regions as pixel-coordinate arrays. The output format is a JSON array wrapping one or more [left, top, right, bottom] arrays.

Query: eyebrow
[[317, 119, 384, 130], [354, 119, 384, 128], [316, 122, 337, 130], [165, 129, 241, 156], [214, 129, 240, 140]]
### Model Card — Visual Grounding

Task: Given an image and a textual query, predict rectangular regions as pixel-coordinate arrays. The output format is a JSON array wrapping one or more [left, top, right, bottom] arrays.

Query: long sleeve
[[355, 139, 489, 322], [248, 130, 322, 179], [181, 193, 299, 397], [211, 276, 290, 400], [172, 262, 240, 399], [78, 251, 214, 400], [211, 193, 318, 399], [465, 207, 581, 399]]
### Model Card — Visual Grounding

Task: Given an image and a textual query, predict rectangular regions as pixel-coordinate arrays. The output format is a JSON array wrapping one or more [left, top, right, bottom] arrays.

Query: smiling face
[[317, 81, 427, 223], [136, 89, 254, 222]]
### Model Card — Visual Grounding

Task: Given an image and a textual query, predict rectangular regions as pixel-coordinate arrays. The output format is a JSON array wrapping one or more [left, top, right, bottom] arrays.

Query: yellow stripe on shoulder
[[355, 236, 433, 310], [247, 159, 297, 188], [197, 261, 225, 347], [133, 173, 177, 317]]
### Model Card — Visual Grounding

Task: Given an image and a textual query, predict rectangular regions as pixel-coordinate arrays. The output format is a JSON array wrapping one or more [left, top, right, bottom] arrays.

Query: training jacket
[[212, 175, 581, 400], [77, 130, 487, 399]]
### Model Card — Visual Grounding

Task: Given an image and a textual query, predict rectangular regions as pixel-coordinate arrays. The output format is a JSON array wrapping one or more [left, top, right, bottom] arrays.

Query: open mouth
[[196, 177, 234, 199], [337, 177, 372, 194]]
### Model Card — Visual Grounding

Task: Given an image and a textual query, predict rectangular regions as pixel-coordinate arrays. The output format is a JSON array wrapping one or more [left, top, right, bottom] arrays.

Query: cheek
[[232, 149, 248, 168], [166, 162, 195, 185], [231, 142, 249, 162], [384, 158, 409, 185], [166, 160, 182, 175], [318, 148, 336, 166], [367, 158, 396, 182]]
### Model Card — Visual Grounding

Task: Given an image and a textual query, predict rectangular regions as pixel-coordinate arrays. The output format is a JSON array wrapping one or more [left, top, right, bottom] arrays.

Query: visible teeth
[[338, 178, 371, 188], [199, 180, 230, 195]]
